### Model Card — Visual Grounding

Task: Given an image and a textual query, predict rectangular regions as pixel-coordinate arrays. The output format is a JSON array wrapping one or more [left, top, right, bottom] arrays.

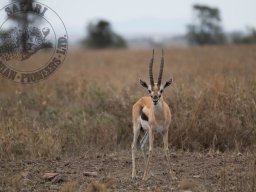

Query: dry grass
[[178, 179, 206, 192], [60, 181, 79, 192], [84, 181, 108, 192], [0, 45, 256, 159]]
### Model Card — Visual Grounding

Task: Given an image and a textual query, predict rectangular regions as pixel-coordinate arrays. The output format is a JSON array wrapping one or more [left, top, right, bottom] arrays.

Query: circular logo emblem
[[0, 2, 68, 83]]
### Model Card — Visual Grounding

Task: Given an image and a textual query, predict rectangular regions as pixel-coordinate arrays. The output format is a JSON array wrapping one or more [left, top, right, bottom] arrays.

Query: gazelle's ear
[[164, 78, 173, 88], [140, 79, 148, 88]]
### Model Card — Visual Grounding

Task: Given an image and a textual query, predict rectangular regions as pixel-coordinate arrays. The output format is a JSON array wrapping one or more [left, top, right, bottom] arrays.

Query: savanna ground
[[0, 45, 256, 191]]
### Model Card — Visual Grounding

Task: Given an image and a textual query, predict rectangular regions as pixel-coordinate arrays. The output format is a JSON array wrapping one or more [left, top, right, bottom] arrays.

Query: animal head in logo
[[0, 26, 52, 61]]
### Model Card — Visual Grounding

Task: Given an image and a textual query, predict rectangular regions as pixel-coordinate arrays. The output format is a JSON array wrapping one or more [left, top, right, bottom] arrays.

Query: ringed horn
[[148, 49, 165, 87]]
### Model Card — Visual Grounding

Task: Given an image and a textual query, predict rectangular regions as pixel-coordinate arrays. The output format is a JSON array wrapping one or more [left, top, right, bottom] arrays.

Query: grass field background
[[1, 45, 256, 159]]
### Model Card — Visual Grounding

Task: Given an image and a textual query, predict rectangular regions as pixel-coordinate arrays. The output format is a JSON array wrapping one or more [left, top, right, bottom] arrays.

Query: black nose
[[152, 96, 158, 105]]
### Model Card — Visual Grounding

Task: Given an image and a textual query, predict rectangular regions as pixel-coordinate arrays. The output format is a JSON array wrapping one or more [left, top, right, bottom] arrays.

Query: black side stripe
[[140, 110, 148, 121]]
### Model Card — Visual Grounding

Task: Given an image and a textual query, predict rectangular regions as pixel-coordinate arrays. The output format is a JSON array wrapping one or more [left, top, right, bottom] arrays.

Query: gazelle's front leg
[[163, 131, 177, 180], [143, 126, 154, 180], [131, 125, 140, 179]]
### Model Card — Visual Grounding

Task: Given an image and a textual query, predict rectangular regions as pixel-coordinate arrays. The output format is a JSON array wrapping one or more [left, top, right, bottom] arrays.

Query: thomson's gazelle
[[131, 49, 176, 180]]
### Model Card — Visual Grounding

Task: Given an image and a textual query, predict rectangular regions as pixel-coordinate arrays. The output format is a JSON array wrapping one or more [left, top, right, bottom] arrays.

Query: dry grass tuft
[[85, 181, 108, 192], [60, 181, 79, 192], [178, 179, 206, 192]]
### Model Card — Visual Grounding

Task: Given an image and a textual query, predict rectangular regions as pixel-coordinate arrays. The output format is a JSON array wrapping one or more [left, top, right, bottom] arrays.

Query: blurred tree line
[[82, 5, 256, 49], [187, 4, 225, 45], [231, 27, 256, 44], [187, 4, 256, 46], [81, 20, 127, 49], [1, 2, 255, 49]]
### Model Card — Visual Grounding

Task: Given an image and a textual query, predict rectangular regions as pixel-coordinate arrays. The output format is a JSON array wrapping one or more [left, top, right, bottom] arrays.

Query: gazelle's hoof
[[132, 172, 136, 180]]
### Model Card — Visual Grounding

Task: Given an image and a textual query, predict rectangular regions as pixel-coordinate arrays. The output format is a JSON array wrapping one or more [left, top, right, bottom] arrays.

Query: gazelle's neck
[[152, 98, 165, 122]]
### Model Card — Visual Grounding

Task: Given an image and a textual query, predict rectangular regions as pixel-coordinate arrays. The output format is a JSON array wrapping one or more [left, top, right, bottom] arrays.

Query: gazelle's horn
[[157, 49, 164, 86], [149, 49, 154, 86]]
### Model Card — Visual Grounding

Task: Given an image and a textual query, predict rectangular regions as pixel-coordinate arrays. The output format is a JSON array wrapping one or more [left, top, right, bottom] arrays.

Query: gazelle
[[131, 49, 176, 180]]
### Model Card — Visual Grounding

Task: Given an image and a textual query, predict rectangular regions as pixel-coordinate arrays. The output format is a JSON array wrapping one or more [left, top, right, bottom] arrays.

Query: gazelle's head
[[140, 49, 173, 106]]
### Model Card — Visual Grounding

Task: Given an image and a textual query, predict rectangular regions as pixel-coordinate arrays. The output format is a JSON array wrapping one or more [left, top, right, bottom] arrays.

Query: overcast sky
[[0, 0, 255, 42]]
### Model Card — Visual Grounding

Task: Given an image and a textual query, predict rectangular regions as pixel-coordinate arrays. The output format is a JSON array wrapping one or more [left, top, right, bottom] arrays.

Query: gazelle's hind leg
[[140, 131, 155, 178], [131, 123, 140, 179], [163, 131, 177, 180], [140, 131, 148, 165]]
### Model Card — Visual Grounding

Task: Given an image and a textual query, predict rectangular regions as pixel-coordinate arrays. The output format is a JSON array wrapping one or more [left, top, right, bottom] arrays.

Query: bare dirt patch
[[0, 150, 255, 192]]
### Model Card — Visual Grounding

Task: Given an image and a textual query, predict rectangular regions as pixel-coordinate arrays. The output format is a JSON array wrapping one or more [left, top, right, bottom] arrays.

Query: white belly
[[154, 124, 165, 133]]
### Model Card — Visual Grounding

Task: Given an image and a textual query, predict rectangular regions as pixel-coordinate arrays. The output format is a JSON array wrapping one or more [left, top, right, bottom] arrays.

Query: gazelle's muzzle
[[152, 96, 159, 105]]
